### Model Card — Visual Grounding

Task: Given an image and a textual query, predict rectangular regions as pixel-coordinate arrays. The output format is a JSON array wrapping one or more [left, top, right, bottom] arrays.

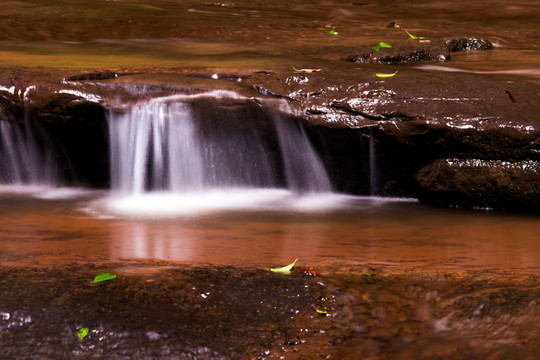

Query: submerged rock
[[346, 44, 450, 64], [346, 37, 493, 64], [446, 38, 494, 52], [66, 71, 118, 81]]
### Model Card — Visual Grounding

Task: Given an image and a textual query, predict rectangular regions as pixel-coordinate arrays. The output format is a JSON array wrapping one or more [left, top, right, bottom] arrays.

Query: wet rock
[[0, 91, 23, 122], [66, 71, 118, 81], [346, 37, 493, 64], [28, 92, 110, 186], [346, 44, 450, 64], [446, 38, 493, 52], [3, 60, 540, 210], [0, 264, 330, 360], [415, 158, 540, 210]]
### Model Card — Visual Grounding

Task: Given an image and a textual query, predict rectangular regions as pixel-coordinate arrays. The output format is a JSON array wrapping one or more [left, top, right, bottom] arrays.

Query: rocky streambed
[[1, 262, 539, 359]]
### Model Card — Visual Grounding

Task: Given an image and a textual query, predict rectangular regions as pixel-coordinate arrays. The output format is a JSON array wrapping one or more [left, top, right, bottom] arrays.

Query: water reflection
[[0, 190, 539, 274]]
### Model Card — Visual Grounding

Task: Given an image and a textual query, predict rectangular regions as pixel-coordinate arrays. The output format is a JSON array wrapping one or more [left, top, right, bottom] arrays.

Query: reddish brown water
[[1, 187, 538, 275]]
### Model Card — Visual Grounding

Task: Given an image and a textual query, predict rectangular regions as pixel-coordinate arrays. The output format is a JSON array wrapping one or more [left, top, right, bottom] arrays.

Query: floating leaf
[[270, 258, 299, 273], [374, 71, 398, 78], [372, 42, 392, 51], [316, 27, 326, 31], [405, 29, 424, 40], [329, 26, 338, 35], [77, 327, 89, 340], [292, 66, 322, 73], [92, 272, 117, 283]]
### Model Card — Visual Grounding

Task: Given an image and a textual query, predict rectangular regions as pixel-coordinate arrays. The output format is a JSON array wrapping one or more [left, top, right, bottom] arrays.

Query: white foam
[[90, 189, 416, 218]]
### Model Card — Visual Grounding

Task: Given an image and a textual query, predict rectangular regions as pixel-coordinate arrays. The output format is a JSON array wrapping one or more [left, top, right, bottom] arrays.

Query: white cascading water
[[105, 92, 341, 215], [109, 93, 331, 195], [271, 101, 332, 193], [0, 87, 59, 186]]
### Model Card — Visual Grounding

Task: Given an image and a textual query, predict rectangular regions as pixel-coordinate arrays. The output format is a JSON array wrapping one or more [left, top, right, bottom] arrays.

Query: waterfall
[[271, 102, 332, 193], [108, 93, 332, 195], [0, 88, 59, 185]]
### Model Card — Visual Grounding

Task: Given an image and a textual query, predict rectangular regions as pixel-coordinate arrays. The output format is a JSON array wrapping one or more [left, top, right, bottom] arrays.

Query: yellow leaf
[[374, 71, 398, 78], [405, 29, 424, 40], [270, 258, 299, 273]]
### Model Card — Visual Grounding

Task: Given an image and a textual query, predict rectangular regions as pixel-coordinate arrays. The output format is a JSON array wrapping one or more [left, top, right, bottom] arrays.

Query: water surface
[[1, 188, 538, 275]]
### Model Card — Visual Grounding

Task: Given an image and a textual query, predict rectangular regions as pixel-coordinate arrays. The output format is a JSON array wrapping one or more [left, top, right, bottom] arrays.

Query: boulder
[[416, 159, 540, 211]]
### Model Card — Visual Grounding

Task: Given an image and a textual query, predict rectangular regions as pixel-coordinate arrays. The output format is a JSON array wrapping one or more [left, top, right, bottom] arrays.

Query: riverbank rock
[[346, 37, 493, 64], [415, 159, 540, 210]]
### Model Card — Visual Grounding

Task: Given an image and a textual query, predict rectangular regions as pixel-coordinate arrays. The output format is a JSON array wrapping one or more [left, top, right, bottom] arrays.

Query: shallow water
[[0, 0, 539, 83], [1, 187, 538, 275]]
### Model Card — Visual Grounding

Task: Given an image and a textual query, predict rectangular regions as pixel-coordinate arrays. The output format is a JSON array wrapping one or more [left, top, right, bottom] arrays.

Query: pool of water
[[1, 186, 538, 274]]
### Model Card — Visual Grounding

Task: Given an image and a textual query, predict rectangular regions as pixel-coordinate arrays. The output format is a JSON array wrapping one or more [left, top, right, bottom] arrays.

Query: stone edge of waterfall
[[2, 80, 540, 212]]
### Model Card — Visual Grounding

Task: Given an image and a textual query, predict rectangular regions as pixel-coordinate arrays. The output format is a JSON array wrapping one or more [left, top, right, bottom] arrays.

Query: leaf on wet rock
[[77, 327, 89, 340], [270, 258, 299, 274], [405, 29, 424, 40], [92, 272, 117, 283], [372, 42, 392, 51], [374, 71, 398, 78]]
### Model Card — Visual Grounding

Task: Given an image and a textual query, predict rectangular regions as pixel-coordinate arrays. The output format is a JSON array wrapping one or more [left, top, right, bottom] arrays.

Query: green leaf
[[92, 272, 117, 283], [329, 26, 338, 35], [270, 258, 299, 274], [405, 29, 424, 40], [374, 71, 398, 78], [77, 327, 89, 340], [316, 27, 326, 31], [372, 42, 392, 51]]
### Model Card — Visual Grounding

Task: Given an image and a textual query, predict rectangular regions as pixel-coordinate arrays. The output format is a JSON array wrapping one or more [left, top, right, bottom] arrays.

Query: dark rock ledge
[[1, 60, 539, 211]]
